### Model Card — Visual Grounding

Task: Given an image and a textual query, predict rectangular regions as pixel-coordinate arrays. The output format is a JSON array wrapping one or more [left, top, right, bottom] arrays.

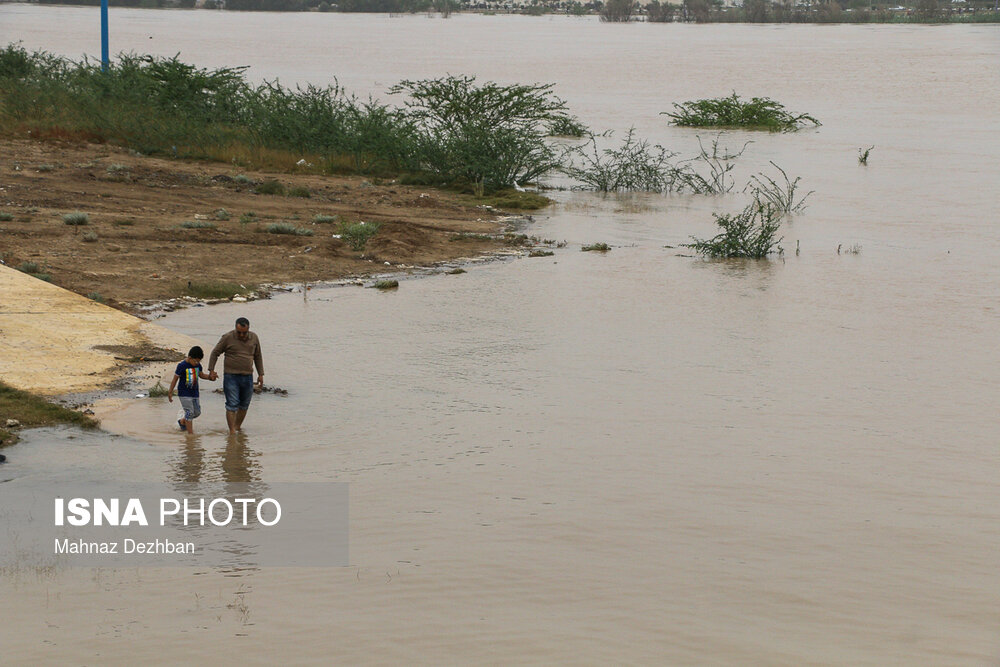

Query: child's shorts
[[178, 396, 201, 421]]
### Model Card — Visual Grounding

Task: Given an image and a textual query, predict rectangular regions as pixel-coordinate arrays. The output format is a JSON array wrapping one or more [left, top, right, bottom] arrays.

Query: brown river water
[[3, 6, 1000, 664]]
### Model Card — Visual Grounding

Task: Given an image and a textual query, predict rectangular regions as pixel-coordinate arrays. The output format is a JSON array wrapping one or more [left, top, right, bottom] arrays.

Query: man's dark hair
[[188, 346, 204, 359], [235, 317, 250, 328]]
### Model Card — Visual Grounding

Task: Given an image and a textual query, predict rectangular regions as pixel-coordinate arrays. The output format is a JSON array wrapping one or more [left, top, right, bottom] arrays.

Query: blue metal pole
[[101, 0, 109, 72]]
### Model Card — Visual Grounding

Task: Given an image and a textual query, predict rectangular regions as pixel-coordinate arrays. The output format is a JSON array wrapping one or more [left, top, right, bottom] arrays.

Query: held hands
[[209, 371, 219, 381]]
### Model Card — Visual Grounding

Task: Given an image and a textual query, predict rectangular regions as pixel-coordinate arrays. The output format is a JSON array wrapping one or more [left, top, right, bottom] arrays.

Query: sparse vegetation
[[685, 202, 783, 259], [62, 211, 89, 225], [180, 220, 217, 229], [546, 115, 587, 138], [0, 380, 98, 447], [267, 222, 314, 236], [446, 267, 466, 274], [214, 208, 231, 220], [582, 242, 611, 252], [313, 214, 339, 224], [373, 279, 399, 290], [288, 186, 311, 198], [87, 292, 106, 303], [338, 220, 381, 250], [17, 261, 40, 273], [745, 161, 812, 213], [239, 211, 257, 224], [563, 129, 674, 192], [529, 249, 555, 257], [664, 93, 820, 132], [82, 231, 98, 242], [0, 212, 13, 221], [858, 146, 874, 165]]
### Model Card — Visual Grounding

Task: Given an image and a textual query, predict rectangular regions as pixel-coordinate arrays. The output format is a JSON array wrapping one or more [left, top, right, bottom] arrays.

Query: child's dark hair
[[188, 346, 204, 359]]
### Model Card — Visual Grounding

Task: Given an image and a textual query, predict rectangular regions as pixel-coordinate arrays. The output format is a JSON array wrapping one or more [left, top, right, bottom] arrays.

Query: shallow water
[[3, 7, 1000, 664]]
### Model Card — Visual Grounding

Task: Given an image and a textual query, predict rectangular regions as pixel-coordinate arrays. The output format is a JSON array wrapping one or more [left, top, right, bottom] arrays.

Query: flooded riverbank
[[3, 8, 1000, 663]]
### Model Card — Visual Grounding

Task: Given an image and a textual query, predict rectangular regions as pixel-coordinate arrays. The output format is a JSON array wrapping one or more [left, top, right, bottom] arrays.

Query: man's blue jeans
[[223, 373, 254, 412]]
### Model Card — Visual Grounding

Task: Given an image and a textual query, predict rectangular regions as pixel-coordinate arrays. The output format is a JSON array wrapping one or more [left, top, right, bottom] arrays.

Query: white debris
[[5, 419, 20, 428]]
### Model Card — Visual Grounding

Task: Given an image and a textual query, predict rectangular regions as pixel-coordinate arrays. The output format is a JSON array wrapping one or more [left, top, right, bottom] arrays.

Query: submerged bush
[[686, 202, 783, 258], [745, 161, 812, 213], [664, 93, 820, 131], [563, 129, 675, 192]]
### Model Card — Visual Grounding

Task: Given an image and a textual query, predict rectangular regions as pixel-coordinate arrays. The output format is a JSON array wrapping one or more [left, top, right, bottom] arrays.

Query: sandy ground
[[0, 264, 197, 397], [0, 138, 508, 310]]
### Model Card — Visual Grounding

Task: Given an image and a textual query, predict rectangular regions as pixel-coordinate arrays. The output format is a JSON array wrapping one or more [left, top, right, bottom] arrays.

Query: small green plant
[[446, 267, 466, 274], [745, 161, 812, 213], [112, 218, 135, 226], [338, 220, 381, 250], [255, 180, 285, 196], [62, 211, 89, 225], [239, 212, 257, 224], [838, 243, 863, 255], [0, 212, 13, 221], [214, 208, 230, 220], [664, 93, 820, 132], [180, 220, 217, 229], [288, 186, 311, 198], [234, 174, 254, 185], [148, 382, 168, 398], [685, 202, 783, 259], [858, 146, 874, 165], [529, 249, 555, 257], [87, 292, 105, 303], [373, 279, 399, 290], [267, 222, 314, 236], [17, 261, 40, 273], [36, 164, 55, 172], [582, 242, 611, 252], [106, 163, 129, 175], [313, 214, 339, 224], [82, 231, 98, 242]]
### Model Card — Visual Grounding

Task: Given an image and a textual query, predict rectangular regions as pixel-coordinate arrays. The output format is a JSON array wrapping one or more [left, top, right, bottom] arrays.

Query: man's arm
[[254, 338, 264, 386], [208, 334, 227, 374], [167, 374, 179, 402]]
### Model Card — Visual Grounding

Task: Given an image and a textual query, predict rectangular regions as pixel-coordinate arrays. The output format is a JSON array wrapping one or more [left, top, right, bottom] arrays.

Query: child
[[168, 346, 214, 434]]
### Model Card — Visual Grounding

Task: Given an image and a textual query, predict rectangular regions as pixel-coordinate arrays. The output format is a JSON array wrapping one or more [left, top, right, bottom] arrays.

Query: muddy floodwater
[[3, 7, 1000, 663]]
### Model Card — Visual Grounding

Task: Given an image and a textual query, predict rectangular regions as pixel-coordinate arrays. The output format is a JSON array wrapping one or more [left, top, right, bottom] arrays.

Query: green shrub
[[256, 180, 286, 196], [313, 214, 339, 224], [267, 222, 314, 236], [239, 211, 257, 224], [288, 186, 311, 198], [63, 211, 89, 225], [664, 93, 820, 131], [373, 279, 399, 290], [148, 382, 168, 397], [338, 220, 381, 250], [17, 261, 40, 273], [0, 212, 13, 221], [87, 292, 105, 303], [582, 242, 611, 252], [180, 220, 217, 229], [82, 231, 98, 242], [685, 202, 783, 258], [214, 208, 230, 220]]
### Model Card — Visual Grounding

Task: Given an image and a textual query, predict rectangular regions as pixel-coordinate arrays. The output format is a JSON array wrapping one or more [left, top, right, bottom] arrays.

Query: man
[[208, 317, 264, 435]]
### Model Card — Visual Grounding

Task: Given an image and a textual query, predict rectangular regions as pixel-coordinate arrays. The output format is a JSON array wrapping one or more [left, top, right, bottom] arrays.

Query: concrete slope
[[0, 264, 197, 396]]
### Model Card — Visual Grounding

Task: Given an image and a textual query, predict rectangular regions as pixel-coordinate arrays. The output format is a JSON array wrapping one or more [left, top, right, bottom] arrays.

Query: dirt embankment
[[0, 138, 517, 309]]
